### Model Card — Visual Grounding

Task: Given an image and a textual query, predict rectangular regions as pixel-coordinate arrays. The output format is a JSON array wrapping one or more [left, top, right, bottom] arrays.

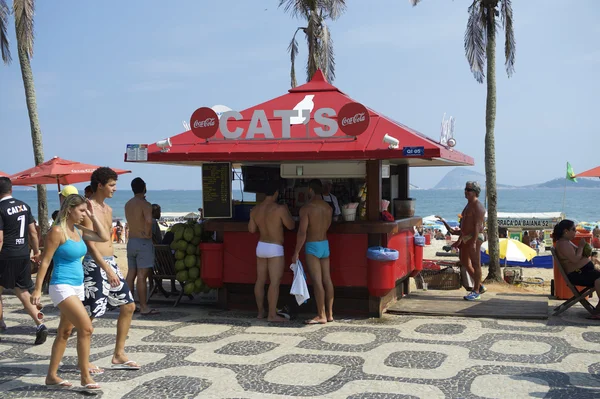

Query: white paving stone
[[264, 362, 342, 386], [471, 374, 550, 399], [321, 331, 376, 345]]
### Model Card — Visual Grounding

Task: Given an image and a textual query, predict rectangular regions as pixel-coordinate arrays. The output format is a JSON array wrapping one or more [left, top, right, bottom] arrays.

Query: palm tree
[[1, 0, 49, 234], [279, 0, 346, 87], [411, 0, 515, 282]]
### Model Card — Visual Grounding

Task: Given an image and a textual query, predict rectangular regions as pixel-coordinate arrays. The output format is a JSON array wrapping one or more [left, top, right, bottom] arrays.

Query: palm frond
[[500, 0, 515, 77], [279, 0, 309, 19], [319, 22, 335, 82], [464, 0, 486, 83], [288, 27, 304, 88], [0, 0, 11, 64], [318, 0, 346, 20], [13, 0, 34, 58]]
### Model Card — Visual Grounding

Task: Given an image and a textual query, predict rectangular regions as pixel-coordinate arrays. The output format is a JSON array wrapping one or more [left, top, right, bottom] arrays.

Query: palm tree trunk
[[17, 45, 48, 235], [306, 7, 319, 82], [484, 16, 502, 282]]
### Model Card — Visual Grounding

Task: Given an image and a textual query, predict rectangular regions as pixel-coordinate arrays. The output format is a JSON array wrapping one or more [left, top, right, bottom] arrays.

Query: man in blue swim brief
[[292, 179, 334, 325]]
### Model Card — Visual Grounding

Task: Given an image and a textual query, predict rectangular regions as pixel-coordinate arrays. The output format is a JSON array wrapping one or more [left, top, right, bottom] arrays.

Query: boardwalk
[[0, 295, 599, 398]]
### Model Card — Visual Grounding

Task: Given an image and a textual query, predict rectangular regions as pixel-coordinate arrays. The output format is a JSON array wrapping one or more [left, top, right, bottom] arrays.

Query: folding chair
[[550, 248, 596, 316], [150, 245, 191, 307]]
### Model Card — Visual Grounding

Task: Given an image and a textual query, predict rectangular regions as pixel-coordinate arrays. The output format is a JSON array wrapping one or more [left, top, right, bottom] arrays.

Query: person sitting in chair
[[553, 219, 600, 319]]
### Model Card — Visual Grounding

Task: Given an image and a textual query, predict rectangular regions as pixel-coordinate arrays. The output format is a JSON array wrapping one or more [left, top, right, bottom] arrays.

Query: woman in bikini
[[31, 194, 110, 391], [553, 219, 600, 319]]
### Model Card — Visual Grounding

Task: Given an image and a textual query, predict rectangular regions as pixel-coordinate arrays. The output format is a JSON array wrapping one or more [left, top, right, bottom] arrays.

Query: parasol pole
[[56, 177, 61, 201]]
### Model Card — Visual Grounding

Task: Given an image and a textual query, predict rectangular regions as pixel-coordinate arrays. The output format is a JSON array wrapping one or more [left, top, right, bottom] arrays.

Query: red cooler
[[200, 243, 224, 288], [424, 233, 431, 246], [410, 243, 424, 277]]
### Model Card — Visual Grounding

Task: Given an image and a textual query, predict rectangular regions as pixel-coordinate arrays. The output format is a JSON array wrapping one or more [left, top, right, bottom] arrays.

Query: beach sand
[[421, 239, 553, 294]]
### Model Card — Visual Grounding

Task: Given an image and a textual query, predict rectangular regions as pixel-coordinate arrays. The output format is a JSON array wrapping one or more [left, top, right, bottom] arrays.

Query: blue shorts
[[305, 240, 330, 259]]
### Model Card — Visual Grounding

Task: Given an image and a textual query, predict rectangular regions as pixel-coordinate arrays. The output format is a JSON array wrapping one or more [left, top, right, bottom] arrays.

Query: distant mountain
[[523, 177, 600, 189], [433, 168, 513, 190]]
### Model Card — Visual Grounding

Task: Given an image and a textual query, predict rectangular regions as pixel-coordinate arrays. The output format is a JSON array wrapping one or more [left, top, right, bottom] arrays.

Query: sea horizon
[[11, 187, 600, 224]]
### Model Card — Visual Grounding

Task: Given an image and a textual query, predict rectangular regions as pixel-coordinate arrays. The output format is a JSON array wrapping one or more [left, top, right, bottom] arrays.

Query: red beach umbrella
[[10, 156, 131, 193], [0, 171, 9, 178], [576, 166, 600, 178]]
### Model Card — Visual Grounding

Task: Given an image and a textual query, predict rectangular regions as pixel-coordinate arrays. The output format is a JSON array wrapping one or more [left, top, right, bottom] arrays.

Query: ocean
[[12, 188, 600, 224]]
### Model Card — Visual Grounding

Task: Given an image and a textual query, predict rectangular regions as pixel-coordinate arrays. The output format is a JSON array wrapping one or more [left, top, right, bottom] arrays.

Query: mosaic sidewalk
[[1, 295, 600, 398]]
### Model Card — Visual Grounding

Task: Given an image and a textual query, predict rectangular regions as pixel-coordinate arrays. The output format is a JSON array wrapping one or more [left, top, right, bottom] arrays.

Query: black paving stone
[[215, 340, 279, 356], [122, 376, 210, 399], [414, 323, 466, 335], [384, 351, 447, 370]]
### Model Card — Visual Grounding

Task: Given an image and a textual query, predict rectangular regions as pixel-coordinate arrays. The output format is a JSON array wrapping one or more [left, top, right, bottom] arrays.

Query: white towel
[[290, 260, 310, 306]]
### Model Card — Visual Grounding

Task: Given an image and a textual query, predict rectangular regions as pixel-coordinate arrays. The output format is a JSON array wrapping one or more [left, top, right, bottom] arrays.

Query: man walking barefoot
[[125, 177, 158, 316], [248, 182, 295, 322], [0, 177, 47, 344], [82, 167, 140, 371], [292, 179, 334, 325], [459, 181, 486, 301]]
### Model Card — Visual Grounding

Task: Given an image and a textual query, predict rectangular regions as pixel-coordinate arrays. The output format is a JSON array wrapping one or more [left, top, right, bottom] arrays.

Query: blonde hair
[[56, 194, 86, 240]]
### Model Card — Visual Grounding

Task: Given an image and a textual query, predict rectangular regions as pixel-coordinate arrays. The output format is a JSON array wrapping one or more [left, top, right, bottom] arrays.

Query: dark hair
[[131, 177, 146, 194], [264, 180, 280, 197], [91, 167, 118, 192], [51, 210, 59, 221], [309, 179, 323, 195], [592, 251, 598, 257], [0, 177, 11, 196], [152, 203, 161, 219], [552, 219, 575, 242], [523, 231, 528, 236], [84, 185, 92, 193]]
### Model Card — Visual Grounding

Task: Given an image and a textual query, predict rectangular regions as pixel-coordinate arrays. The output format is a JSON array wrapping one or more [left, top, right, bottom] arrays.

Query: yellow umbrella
[[480, 238, 538, 262]]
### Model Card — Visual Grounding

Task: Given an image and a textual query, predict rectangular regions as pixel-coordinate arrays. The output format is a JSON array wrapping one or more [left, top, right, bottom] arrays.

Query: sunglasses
[[465, 188, 476, 192]]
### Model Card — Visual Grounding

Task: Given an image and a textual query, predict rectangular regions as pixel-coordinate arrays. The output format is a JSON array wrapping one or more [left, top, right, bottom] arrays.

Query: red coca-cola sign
[[337, 102, 370, 136], [190, 107, 219, 139]]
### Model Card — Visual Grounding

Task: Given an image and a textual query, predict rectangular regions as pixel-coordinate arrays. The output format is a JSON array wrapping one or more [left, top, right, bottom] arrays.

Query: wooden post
[[366, 160, 382, 222], [398, 164, 409, 200]]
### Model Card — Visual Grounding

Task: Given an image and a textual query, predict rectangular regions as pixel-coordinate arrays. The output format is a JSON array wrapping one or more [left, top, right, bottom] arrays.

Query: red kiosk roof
[[130, 71, 473, 167]]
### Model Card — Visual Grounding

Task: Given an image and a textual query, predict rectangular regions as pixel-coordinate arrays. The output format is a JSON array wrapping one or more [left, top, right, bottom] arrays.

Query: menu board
[[202, 163, 232, 218]]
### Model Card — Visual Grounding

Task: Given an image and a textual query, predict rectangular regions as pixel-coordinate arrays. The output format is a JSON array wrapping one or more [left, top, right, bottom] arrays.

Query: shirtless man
[[458, 181, 486, 301], [81, 167, 139, 371], [248, 182, 294, 322], [292, 179, 333, 324], [125, 178, 157, 316]]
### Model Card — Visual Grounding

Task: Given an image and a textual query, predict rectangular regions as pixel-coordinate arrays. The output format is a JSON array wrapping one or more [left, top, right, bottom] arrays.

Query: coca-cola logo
[[337, 102, 370, 136], [190, 107, 219, 139], [341, 112, 366, 127]]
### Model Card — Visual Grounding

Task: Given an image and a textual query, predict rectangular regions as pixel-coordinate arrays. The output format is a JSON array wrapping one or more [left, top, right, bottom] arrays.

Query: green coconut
[[174, 250, 186, 260], [191, 236, 201, 246], [174, 260, 186, 271], [170, 240, 178, 250], [186, 244, 196, 255], [177, 240, 188, 251], [188, 267, 200, 280], [193, 223, 203, 237], [184, 282, 195, 295], [183, 227, 194, 242], [184, 254, 196, 268], [176, 270, 189, 283]]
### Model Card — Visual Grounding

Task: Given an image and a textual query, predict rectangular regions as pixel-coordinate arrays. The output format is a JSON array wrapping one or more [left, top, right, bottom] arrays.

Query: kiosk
[[125, 70, 474, 316]]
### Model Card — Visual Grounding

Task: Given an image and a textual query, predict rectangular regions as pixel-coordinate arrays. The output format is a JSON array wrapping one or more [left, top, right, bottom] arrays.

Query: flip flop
[[46, 380, 73, 389], [140, 309, 160, 316], [89, 366, 104, 375], [327, 319, 334, 323], [110, 360, 141, 370], [304, 319, 327, 325], [80, 383, 102, 392]]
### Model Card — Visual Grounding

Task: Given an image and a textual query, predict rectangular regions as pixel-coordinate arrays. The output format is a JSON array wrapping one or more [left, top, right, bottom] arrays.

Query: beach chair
[[550, 248, 596, 316], [151, 244, 190, 307]]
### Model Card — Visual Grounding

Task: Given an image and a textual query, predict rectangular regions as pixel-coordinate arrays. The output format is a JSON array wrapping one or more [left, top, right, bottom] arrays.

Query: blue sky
[[0, 0, 598, 190]]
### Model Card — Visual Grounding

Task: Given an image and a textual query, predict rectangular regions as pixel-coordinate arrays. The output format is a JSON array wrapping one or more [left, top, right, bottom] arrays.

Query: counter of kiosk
[[200, 216, 422, 318]]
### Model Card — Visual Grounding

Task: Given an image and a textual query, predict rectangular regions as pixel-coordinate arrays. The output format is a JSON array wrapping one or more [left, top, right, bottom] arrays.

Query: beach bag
[[367, 247, 399, 262], [290, 260, 310, 306]]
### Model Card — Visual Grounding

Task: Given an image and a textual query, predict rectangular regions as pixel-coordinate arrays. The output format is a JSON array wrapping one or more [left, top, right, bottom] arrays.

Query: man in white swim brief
[[248, 181, 294, 322]]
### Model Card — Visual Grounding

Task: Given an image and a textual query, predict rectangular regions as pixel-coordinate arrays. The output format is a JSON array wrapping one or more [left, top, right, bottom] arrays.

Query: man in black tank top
[[0, 177, 48, 344]]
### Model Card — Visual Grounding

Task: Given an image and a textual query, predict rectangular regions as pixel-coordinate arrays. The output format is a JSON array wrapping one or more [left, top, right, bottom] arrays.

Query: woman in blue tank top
[[31, 194, 109, 391]]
